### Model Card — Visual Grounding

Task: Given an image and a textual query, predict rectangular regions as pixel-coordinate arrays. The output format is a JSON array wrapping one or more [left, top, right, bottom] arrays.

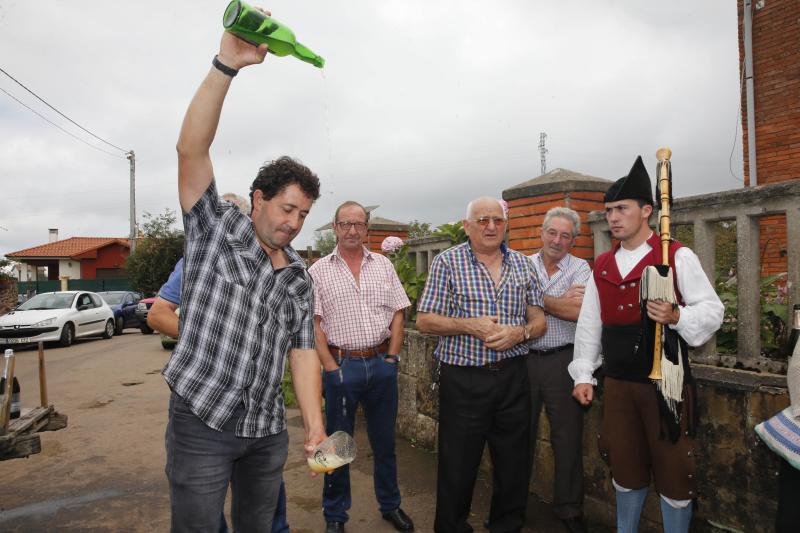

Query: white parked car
[[0, 291, 116, 348]]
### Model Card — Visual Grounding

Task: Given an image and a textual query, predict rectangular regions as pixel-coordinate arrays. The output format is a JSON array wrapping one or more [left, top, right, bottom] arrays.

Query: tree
[[314, 230, 336, 256], [125, 209, 185, 296], [407, 220, 433, 240], [0, 256, 14, 280]]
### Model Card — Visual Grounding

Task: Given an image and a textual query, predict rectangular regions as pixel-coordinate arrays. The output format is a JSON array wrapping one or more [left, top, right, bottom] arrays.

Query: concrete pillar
[[692, 219, 718, 363], [693, 220, 716, 280], [592, 226, 611, 257], [59, 276, 69, 292], [736, 214, 760, 358]]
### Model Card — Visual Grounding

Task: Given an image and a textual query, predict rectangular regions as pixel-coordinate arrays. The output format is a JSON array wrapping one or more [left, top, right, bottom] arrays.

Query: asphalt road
[[0, 330, 571, 532]]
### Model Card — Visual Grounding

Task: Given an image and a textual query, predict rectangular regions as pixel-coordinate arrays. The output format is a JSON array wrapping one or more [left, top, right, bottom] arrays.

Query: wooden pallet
[[0, 406, 68, 460], [1, 342, 68, 460]]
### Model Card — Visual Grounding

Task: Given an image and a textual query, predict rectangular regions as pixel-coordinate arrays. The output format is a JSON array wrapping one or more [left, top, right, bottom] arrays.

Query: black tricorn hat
[[604, 156, 654, 205]]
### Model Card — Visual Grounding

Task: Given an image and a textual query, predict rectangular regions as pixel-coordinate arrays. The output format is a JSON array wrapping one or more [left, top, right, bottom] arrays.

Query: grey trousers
[[527, 346, 585, 519], [165, 392, 288, 533]]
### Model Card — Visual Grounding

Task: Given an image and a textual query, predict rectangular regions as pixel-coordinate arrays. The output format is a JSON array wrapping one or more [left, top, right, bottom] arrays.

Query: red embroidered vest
[[594, 232, 684, 326]]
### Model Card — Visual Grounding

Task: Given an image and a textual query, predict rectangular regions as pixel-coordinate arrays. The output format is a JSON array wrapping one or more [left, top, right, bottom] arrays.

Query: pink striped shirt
[[308, 247, 410, 350]]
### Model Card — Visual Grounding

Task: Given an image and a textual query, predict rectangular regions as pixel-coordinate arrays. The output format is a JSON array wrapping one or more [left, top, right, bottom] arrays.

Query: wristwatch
[[521, 325, 530, 341]]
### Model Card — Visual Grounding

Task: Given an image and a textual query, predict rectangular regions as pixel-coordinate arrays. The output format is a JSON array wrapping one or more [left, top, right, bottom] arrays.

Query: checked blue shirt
[[417, 241, 543, 366], [162, 181, 315, 438], [528, 251, 591, 350]]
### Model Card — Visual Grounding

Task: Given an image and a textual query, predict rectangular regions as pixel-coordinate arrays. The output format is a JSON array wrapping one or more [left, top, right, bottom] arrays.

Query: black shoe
[[325, 521, 345, 533], [560, 515, 588, 533], [382, 508, 414, 532]]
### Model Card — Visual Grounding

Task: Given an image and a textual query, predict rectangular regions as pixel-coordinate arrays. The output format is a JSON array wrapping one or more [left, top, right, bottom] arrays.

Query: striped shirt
[[528, 251, 591, 350], [163, 181, 315, 438], [417, 241, 544, 366], [308, 246, 410, 350]]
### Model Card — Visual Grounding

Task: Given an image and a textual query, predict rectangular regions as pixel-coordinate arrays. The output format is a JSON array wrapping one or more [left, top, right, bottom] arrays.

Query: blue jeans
[[165, 392, 287, 533], [322, 354, 401, 523]]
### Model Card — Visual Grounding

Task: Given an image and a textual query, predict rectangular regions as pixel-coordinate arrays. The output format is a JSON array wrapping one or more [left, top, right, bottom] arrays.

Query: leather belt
[[480, 356, 521, 371], [328, 340, 390, 358], [529, 343, 573, 356]]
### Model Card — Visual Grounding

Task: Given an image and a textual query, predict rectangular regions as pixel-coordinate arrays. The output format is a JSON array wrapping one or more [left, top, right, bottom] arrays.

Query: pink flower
[[499, 199, 509, 218], [381, 236, 404, 254]]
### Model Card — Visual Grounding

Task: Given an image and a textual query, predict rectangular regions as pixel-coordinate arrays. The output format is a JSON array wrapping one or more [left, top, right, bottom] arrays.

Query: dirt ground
[[0, 331, 571, 532]]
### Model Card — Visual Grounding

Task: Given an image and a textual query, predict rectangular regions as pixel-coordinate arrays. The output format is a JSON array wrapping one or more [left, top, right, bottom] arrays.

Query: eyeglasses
[[471, 216, 506, 228], [544, 228, 574, 241], [335, 221, 368, 231]]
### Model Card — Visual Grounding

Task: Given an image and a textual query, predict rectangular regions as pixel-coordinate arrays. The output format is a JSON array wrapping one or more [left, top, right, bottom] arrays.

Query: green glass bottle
[[223, 0, 325, 69]]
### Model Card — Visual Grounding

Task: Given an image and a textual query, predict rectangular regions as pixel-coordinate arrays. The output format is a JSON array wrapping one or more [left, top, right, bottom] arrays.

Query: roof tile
[[7, 237, 130, 259]]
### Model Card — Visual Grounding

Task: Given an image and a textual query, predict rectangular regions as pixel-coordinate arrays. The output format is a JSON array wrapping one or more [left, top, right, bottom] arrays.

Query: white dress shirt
[[569, 235, 724, 386]]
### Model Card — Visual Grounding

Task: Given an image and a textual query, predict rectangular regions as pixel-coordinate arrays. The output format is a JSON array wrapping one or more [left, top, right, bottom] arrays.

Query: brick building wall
[[503, 169, 612, 264], [759, 214, 788, 277], [737, 0, 799, 276], [507, 191, 604, 261]]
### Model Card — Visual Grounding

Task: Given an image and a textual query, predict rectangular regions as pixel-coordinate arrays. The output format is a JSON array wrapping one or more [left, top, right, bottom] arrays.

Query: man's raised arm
[[177, 29, 269, 212]]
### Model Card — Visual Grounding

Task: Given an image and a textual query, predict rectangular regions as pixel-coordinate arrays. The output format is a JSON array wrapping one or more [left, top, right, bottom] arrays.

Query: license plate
[[1, 338, 29, 344]]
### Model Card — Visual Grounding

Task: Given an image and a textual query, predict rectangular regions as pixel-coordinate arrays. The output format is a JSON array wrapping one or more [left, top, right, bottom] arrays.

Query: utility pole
[[539, 132, 548, 175], [126, 150, 137, 252]]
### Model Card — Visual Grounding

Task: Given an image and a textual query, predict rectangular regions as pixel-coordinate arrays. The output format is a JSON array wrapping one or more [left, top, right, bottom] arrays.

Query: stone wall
[[0, 277, 18, 316], [397, 328, 790, 532], [397, 330, 439, 449]]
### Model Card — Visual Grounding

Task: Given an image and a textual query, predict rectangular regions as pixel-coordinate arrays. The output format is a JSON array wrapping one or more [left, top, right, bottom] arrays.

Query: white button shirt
[[569, 235, 724, 386]]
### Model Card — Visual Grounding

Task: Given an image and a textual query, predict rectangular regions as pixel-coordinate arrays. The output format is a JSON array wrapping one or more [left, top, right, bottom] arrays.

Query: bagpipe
[[639, 148, 695, 442]]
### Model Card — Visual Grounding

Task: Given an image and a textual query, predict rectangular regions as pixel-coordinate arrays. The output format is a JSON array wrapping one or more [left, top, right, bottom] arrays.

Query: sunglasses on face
[[471, 216, 506, 228]]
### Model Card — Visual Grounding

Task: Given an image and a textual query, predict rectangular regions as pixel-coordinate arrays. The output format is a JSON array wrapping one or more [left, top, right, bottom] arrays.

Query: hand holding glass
[[307, 430, 357, 474]]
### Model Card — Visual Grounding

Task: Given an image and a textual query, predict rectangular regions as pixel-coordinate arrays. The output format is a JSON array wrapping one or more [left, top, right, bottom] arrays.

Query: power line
[[0, 65, 129, 153], [0, 86, 125, 159]]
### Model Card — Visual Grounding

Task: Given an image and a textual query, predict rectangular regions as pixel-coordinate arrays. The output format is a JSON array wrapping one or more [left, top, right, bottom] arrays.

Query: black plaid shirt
[[163, 181, 315, 437]]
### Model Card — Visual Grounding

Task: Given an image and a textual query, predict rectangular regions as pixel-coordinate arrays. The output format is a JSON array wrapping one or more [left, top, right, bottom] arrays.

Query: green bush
[[716, 271, 788, 356], [282, 367, 296, 407], [432, 221, 467, 246], [385, 243, 427, 320]]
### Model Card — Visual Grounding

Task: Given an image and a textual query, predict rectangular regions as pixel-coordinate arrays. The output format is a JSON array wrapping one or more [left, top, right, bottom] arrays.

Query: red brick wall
[[366, 230, 409, 254], [738, 0, 800, 186], [507, 191, 605, 263], [759, 214, 788, 277], [737, 0, 798, 276]]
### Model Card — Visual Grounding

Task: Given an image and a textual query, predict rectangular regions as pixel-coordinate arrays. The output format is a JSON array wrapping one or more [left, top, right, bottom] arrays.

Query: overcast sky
[[0, 0, 744, 257]]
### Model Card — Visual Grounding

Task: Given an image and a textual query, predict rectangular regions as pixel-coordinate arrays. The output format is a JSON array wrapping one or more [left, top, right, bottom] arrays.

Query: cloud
[[0, 0, 743, 256]]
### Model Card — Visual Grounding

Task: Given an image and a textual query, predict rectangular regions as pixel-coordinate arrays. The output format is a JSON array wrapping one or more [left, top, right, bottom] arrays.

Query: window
[[78, 294, 93, 309]]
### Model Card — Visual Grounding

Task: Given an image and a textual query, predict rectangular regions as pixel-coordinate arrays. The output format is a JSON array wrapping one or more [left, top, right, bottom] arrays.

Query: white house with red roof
[[7, 229, 130, 282]]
